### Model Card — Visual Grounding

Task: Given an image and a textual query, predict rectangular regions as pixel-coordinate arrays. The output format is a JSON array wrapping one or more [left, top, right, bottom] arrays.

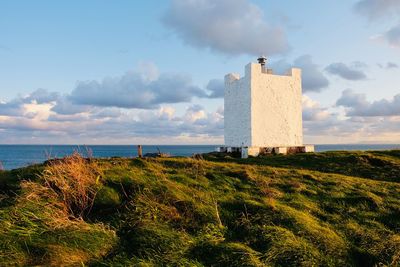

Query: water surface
[[0, 144, 399, 170]]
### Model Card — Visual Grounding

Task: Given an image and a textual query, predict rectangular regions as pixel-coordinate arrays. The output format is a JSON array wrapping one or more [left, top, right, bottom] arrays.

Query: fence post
[[137, 145, 143, 158]]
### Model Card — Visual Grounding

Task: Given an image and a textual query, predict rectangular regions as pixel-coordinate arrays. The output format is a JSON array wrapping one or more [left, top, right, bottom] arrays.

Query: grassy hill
[[1, 150, 400, 266]]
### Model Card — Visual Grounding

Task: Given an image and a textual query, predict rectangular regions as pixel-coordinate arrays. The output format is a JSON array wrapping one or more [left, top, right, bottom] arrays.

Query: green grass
[[1, 151, 400, 266], [204, 150, 400, 183]]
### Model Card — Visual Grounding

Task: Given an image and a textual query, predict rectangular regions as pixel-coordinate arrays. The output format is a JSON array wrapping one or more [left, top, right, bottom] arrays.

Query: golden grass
[[41, 152, 102, 218]]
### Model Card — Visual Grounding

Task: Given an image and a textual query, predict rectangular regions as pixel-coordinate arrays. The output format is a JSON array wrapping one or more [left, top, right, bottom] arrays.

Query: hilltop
[[1, 150, 400, 266]]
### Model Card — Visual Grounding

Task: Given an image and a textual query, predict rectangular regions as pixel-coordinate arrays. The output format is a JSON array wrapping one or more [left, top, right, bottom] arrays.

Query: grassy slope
[[1, 150, 400, 266], [204, 150, 400, 183]]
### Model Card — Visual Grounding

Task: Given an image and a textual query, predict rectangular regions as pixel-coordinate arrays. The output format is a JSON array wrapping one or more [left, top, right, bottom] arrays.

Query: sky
[[0, 0, 399, 144]]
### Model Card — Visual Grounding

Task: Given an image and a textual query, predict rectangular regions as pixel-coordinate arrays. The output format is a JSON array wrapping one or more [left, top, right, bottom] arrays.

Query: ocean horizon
[[0, 144, 399, 170]]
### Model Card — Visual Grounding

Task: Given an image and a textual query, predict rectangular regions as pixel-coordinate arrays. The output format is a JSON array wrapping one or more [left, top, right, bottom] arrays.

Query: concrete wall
[[250, 63, 303, 147], [224, 63, 303, 147], [224, 66, 251, 147]]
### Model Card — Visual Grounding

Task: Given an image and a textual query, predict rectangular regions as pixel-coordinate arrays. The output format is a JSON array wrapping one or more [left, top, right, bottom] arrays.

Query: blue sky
[[0, 0, 399, 144]]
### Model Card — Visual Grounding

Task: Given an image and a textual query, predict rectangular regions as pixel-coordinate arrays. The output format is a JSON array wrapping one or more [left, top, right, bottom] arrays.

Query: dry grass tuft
[[0, 154, 116, 266], [18, 181, 71, 229], [41, 152, 102, 218]]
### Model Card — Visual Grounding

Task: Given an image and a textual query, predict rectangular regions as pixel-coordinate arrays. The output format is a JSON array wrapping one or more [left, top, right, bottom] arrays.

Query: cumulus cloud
[[0, 64, 225, 117], [157, 106, 176, 120], [0, 99, 24, 116], [354, 0, 400, 20], [162, 0, 289, 56], [354, 0, 400, 49], [25, 88, 59, 104], [128, 105, 223, 138], [304, 114, 400, 144], [272, 55, 329, 92], [0, 90, 224, 144], [68, 71, 206, 109], [0, 89, 59, 116], [300, 94, 400, 143], [380, 24, 400, 48], [302, 95, 330, 121], [369, 24, 400, 48], [2, 88, 400, 144], [336, 89, 366, 108], [294, 56, 330, 92], [206, 79, 224, 98], [51, 97, 92, 115], [325, 62, 367, 80], [3, 62, 400, 144], [300, 97, 357, 142], [336, 89, 400, 116], [0, 88, 93, 117]]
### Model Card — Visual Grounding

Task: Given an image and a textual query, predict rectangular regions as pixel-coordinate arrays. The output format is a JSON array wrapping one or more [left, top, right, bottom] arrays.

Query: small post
[[257, 55, 267, 72], [137, 145, 143, 158]]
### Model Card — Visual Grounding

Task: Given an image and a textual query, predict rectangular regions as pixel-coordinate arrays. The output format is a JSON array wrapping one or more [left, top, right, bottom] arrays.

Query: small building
[[220, 57, 314, 158]]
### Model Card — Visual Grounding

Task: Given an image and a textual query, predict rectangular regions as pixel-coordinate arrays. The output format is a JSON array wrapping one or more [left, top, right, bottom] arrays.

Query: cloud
[[0, 92, 224, 144], [370, 24, 400, 49], [0, 64, 224, 116], [293, 56, 330, 92], [68, 70, 207, 109], [120, 105, 224, 138], [0, 88, 92, 117], [302, 95, 330, 121], [336, 89, 400, 116], [354, 0, 400, 20], [270, 55, 330, 92], [2, 89, 400, 144], [378, 62, 398, 69], [91, 108, 123, 119], [300, 95, 400, 143], [206, 79, 224, 98], [157, 106, 175, 120], [354, 0, 400, 49], [25, 88, 59, 104], [304, 114, 400, 144], [162, 0, 289, 56], [336, 89, 366, 108], [386, 62, 398, 69], [325, 62, 367, 80], [0, 99, 24, 116], [51, 97, 92, 115], [381, 24, 400, 48], [299, 95, 400, 143], [0, 89, 58, 116]]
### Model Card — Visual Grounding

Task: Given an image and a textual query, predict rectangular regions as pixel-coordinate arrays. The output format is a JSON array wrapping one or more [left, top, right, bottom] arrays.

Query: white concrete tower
[[223, 58, 312, 157]]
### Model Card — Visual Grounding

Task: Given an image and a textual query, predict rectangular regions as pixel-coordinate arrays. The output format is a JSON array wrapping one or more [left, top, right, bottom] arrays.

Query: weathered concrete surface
[[224, 71, 251, 147]]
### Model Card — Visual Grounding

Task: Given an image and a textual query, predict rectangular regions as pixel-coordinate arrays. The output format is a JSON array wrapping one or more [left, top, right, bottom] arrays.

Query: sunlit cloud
[[163, 0, 289, 56]]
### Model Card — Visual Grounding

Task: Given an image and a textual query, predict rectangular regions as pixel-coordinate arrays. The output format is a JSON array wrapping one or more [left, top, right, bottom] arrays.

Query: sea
[[0, 144, 399, 170]]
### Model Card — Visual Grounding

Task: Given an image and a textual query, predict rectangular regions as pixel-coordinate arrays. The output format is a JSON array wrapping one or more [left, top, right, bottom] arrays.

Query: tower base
[[215, 145, 315, 159]]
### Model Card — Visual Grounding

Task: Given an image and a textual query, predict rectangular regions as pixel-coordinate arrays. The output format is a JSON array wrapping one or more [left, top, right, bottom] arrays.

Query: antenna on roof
[[257, 55, 267, 65], [257, 55, 267, 72]]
